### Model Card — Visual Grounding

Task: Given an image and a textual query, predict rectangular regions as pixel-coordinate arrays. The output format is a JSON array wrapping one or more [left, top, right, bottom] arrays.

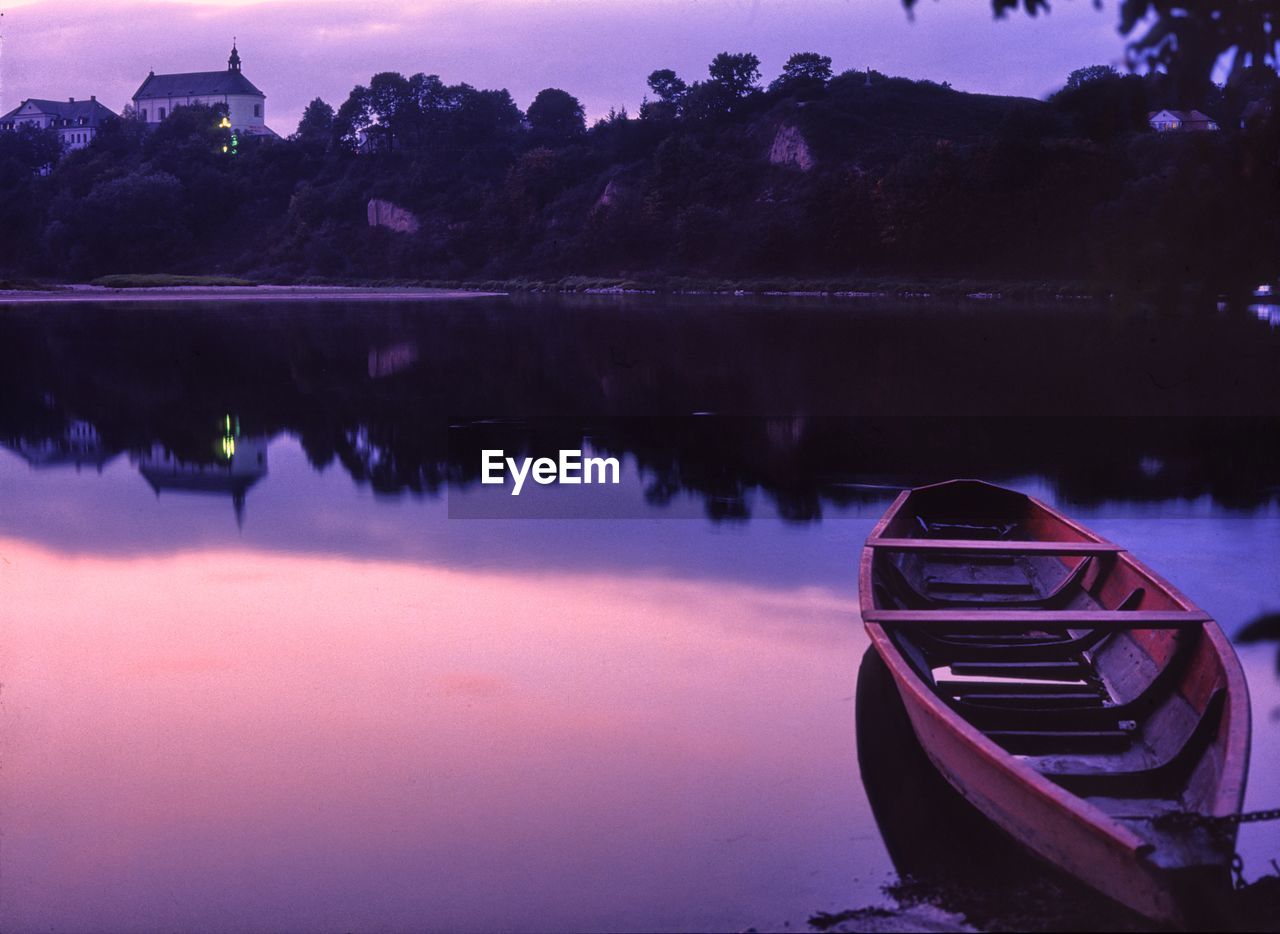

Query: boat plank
[[868, 537, 1121, 555], [863, 609, 1211, 626]]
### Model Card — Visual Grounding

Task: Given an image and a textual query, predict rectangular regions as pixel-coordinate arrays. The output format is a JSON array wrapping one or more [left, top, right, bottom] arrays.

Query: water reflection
[[5, 417, 118, 472], [2, 298, 1280, 521], [0, 536, 871, 933], [2, 297, 1280, 931], [1238, 612, 1280, 679], [7, 413, 1280, 525], [134, 418, 270, 526], [1250, 303, 1280, 327]]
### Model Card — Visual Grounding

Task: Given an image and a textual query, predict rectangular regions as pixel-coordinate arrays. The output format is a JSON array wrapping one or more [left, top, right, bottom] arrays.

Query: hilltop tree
[[334, 84, 374, 150], [527, 88, 586, 142], [770, 52, 834, 96], [643, 69, 689, 120], [1052, 67, 1149, 140], [647, 69, 689, 104], [449, 86, 524, 147], [708, 52, 761, 98], [1066, 64, 1119, 89], [294, 98, 335, 144], [331, 73, 523, 152]]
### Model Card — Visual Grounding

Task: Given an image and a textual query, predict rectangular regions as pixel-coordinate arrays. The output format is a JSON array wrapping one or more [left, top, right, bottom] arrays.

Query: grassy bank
[[91, 274, 257, 289], [0, 278, 56, 291]]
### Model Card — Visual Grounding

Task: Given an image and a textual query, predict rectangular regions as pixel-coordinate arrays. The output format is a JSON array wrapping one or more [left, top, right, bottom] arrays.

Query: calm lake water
[[2, 295, 1279, 932]]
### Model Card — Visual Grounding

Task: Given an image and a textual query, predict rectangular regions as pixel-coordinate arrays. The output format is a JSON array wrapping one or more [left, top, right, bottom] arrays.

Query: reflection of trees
[[1, 300, 1280, 520], [1238, 612, 1280, 681]]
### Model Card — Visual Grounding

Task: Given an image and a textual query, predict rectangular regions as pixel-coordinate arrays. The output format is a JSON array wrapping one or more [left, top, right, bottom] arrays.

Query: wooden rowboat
[[859, 479, 1251, 925]]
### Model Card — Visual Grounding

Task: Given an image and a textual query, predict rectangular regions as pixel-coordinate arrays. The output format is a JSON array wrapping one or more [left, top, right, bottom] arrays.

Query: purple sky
[[1, 0, 1127, 133]]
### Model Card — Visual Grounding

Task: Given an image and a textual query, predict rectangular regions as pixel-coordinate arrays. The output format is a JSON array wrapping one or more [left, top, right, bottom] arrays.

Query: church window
[[254, 104, 261, 118], [159, 107, 167, 120]]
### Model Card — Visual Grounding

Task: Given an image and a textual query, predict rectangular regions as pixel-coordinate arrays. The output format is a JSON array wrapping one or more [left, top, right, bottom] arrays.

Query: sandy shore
[[0, 285, 505, 304]]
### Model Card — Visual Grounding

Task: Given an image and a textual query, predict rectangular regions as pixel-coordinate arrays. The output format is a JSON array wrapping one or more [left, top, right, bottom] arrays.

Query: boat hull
[[867, 618, 1231, 923], [859, 480, 1250, 926]]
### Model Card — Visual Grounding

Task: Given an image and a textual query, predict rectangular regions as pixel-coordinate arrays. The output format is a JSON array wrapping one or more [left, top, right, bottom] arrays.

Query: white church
[[131, 43, 278, 138]]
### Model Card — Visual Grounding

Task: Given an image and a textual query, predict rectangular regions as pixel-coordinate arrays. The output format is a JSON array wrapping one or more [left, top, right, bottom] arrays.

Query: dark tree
[[680, 81, 734, 121], [294, 98, 335, 144], [1066, 64, 1120, 89], [334, 84, 373, 151], [647, 69, 689, 104], [0, 124, 61, 172], [527, 88, 586, 142], [45, 171, 193, 274], [770, 52, 834, 95], [641, 70, 688, 122], [1052, 68, 1149, 140], [142, 102, 232, 163], [903, 0, 1280, 99], [708, 52, 761, 98], [368, 71, 414, 147], [450, 86, 524, 146]]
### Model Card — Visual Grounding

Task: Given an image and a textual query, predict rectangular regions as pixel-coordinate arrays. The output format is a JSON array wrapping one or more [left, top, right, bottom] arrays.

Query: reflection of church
[[2, 419, 118, 472], [133, 417, 269, 526]]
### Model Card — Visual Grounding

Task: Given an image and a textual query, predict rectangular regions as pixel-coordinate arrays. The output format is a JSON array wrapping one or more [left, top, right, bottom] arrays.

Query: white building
[[131, 43, 277, 138], [0, 96, 117, 151], [1148, 109, 1219, 133]]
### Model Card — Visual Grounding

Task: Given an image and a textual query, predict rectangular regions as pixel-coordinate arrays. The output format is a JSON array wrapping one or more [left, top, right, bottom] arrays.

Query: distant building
[[0, 96, 117, 151], [1148, 109, 1219, 133], [131, 42, 278, 138]]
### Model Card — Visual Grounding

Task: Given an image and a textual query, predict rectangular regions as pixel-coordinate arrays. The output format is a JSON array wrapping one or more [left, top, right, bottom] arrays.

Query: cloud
[[1, 0, 1124, 134]]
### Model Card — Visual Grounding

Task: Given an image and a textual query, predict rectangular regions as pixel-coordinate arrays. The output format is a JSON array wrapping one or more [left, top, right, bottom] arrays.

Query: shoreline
[[0, 280, 1112, 306], [0, 284, 506, 305]]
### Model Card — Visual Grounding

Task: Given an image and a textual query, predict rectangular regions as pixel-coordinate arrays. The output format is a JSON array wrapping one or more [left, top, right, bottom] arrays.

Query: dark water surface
[[2, 296, 1279, 932]]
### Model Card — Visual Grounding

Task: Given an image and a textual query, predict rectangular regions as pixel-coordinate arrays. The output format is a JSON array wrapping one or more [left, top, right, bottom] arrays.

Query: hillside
[[1, 59, 1277, 292]]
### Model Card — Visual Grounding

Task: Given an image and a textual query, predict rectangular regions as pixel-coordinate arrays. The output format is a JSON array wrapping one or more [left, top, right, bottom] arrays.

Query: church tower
[[228, 41, 242, 74]]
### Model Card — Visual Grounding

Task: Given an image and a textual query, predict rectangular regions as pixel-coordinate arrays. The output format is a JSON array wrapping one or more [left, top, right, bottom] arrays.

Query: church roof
[[1, 97, 116, 124], [132, 70, 265, 101]]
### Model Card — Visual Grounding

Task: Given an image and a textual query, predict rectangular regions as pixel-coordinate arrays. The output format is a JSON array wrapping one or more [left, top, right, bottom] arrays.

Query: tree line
[[1, 52, 1278, 295]]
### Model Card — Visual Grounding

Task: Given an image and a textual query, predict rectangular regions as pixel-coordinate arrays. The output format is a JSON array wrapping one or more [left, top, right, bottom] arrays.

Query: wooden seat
[[985, 729, 1134, 755]]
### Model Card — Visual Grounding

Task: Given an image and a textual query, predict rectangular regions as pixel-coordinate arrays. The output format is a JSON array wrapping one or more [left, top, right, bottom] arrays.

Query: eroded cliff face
[[367, 199, 422, 234], [769, 124, 814, 171]]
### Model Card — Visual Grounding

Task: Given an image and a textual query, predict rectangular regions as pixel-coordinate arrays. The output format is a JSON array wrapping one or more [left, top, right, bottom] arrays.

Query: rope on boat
[[1135, 808, 1280, 890]]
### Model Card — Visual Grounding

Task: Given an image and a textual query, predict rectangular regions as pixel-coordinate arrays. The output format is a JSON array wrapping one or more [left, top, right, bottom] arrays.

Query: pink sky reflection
[[0, 537, 879, 932], [0, 0, 1125, 133]]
